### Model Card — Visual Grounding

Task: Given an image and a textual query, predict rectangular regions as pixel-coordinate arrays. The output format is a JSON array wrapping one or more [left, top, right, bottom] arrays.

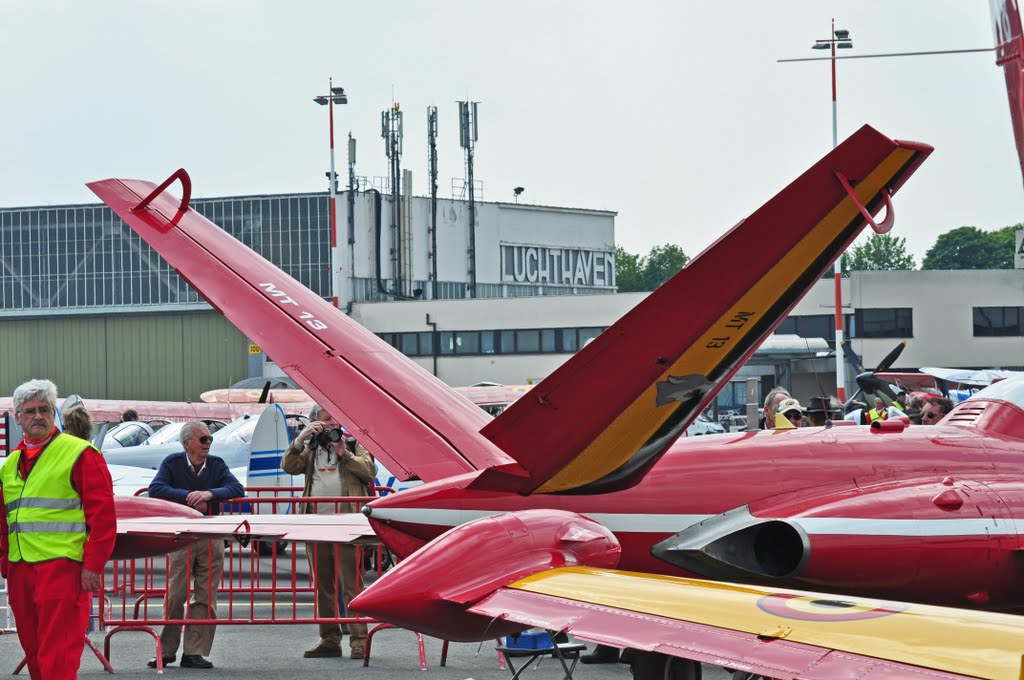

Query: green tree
[[989, 224, 1021, 269], [922, 226, 1015, 270], [841, 234, 916, 271], [614, 246, 644, 292], [641, 244, 689, 290], [614, 243, 690, 292]]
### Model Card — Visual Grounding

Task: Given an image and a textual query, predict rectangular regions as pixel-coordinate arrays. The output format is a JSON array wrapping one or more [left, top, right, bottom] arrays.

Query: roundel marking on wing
[[756, 593, 909, 622]]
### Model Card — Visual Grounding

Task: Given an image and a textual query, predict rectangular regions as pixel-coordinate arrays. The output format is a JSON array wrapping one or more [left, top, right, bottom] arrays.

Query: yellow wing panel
[[511, 566, 1024, 679]]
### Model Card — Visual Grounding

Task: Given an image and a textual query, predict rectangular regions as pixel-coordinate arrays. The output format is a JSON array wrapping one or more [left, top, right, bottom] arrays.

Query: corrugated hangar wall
[[0, 312, 248, 401]]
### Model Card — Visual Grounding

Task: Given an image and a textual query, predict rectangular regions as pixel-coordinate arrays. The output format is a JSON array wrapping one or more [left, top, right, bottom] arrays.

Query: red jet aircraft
[[89, 126, 1024, 678]]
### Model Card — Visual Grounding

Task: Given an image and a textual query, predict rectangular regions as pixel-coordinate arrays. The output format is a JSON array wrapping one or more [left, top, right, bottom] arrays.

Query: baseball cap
[[777, 398, 803, 415]]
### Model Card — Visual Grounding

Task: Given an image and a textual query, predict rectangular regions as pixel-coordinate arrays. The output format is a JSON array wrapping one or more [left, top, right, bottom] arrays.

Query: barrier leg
[[104, 624, 161, 673], [440, 639, 449, 666], [416, 632, 426, 671], [13, 656, 26, 675], [84, 636, 116, 673], [497, 639, 507, 670], [361, 622, 428, 670]]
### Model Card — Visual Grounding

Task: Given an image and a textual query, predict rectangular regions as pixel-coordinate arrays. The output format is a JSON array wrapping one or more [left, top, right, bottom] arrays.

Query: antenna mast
[[458, 100, 479, 298], [427, 106, 439, 299], [381, 103, 404, 296]]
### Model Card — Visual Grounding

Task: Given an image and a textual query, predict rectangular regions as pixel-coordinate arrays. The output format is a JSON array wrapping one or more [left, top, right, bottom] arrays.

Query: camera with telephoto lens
[[313, 426, 345, 448]]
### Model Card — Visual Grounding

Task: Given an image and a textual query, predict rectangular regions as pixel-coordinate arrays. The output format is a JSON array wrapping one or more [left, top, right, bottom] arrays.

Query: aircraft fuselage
[[367, 398, 1024, 609]]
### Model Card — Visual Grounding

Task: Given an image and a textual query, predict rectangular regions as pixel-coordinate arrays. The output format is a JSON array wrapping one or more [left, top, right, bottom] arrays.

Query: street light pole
[[314, 79, 348, 309], [813, 19, 852, 403]]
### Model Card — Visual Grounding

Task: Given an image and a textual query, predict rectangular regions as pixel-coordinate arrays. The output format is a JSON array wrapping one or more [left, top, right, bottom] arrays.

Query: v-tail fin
[[479, 125, 931, 494], [88, 176, 517, 484]]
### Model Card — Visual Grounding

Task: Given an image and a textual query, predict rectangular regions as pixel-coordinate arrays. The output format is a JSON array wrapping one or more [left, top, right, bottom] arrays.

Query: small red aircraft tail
[[990, 0, 1024, 184], [87, 174, 518, 484], [478, 125, 931, 494]]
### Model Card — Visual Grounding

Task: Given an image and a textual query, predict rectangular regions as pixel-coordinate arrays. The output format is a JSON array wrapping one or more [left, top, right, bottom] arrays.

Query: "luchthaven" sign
[[500, 244, 616, 287]]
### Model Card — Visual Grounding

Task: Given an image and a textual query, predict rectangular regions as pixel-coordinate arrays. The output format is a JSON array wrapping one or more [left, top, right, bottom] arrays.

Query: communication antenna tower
[[458, 100, 479, 298], [381, 103, 404, 296], [347, 133, 357, 246], [427, 106, 439, 298]]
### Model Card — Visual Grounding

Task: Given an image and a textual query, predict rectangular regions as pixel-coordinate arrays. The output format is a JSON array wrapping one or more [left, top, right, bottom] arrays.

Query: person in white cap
[[773, 397, 805, 429]]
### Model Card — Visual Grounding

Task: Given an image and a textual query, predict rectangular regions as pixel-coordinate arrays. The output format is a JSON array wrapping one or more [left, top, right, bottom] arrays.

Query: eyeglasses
[[785, 411, 803, 421], [921, 411, 941, 421], [198, 435, 213, 445]]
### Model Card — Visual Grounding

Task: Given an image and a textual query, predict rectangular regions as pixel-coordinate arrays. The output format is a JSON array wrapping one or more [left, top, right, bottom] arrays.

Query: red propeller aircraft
[[88, 125, 1024, 678]]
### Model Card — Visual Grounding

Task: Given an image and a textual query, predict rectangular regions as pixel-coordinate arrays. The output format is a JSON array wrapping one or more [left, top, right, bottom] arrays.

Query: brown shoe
[[304, 643, 342, 658], [349, 646, 365, 660]]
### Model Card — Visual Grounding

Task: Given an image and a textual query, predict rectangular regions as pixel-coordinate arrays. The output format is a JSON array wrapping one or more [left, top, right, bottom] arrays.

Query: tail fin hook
[[834, 170, 894, 234], [130, 168, 192, 221]]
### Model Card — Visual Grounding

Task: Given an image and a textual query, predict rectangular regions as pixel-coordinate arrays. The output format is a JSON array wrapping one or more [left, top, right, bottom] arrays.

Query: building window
[[558, 328, 578, 352], [775, 314, 854, 344], [855, 308, 913, 338], [500, 330, 515, 353], [578, 327, 604, 347], [400, 333, 419, 355], [456, 331, 481, 354], [516, 330, 541, 353], [439, 331, 456, 355], [481, 331, 497, 354], [418, 332, 434, 355], [973, 306, 1023, 336]]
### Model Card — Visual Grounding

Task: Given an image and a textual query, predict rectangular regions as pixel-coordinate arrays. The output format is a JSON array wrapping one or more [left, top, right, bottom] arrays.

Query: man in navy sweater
[[147, 421, 244, 670]]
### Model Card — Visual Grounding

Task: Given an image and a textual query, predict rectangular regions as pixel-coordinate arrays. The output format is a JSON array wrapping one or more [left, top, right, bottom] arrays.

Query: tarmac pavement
[[0, 623, 732, 678]]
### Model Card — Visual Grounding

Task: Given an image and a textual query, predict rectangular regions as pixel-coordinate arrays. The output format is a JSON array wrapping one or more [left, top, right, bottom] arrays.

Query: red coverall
[[0, 430, 116, 680]]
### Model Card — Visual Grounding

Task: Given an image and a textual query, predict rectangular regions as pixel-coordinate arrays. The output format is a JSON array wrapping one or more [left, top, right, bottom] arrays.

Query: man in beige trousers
[[282, 404, 376, 659]]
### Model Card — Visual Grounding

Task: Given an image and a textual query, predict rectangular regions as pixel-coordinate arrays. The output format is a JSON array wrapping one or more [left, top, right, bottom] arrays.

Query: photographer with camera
[[281, 404, 376, 660]]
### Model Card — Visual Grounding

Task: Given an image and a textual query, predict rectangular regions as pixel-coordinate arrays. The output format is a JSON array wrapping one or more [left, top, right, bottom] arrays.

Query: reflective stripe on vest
[[5, 497, 83, 512], [0, 434, 90, 563]]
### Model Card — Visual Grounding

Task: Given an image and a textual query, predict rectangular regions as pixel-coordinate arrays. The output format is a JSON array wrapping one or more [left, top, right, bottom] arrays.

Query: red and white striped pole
[[830, 18, 846, 402], [327, 78, 340, 309]]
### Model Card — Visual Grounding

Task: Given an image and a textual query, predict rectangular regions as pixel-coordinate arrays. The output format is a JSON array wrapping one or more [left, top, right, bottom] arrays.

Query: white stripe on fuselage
[[367, 508, 1018, 537]]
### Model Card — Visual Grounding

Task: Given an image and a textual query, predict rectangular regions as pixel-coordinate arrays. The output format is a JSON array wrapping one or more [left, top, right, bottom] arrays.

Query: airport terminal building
[[0, 189, 1021, 408]]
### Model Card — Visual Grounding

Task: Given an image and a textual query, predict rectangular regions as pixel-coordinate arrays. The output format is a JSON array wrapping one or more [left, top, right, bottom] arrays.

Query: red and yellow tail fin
[[479, 125, 931, 494]]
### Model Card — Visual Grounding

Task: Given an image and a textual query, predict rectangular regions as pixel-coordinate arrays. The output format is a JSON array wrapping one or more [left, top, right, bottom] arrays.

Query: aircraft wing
[[119, 512, 374, 545], [479, 125, 932, 494], [469, 567, 1022, 680], [920, 366, 1024, 387], [0, 396, 265, 423], [87, 175, 516, 484]]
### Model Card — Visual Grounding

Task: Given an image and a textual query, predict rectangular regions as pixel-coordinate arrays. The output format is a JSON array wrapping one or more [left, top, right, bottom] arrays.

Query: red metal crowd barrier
[[99, 491, 431, 671], [8, 485, 503, 674]]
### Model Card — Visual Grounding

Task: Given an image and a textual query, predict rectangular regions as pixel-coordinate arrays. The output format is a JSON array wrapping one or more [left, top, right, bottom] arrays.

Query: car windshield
[[146, 423, 184, 446], [107, 423, 152, 448]]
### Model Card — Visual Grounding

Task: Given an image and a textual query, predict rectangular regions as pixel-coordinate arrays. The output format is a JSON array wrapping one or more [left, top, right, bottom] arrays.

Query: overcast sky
[[2, 1, 1021, 264]]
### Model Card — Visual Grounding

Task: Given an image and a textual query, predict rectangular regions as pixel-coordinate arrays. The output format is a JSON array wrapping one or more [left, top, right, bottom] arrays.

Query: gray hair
[[179, 420, 207, 446], [763, 386, 790, 411], [309, 404, 325, 421], [13, 379, 58, 416]]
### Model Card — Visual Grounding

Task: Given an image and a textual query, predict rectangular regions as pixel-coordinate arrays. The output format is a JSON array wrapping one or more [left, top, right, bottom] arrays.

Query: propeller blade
[[839, 341, 865, 374], [258, 381, 271, 404], [873, 340, 907, 373]]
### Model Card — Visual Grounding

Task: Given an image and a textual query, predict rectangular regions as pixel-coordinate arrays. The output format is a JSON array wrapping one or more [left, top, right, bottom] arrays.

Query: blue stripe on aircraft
[[248, 456, 284, 472]]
